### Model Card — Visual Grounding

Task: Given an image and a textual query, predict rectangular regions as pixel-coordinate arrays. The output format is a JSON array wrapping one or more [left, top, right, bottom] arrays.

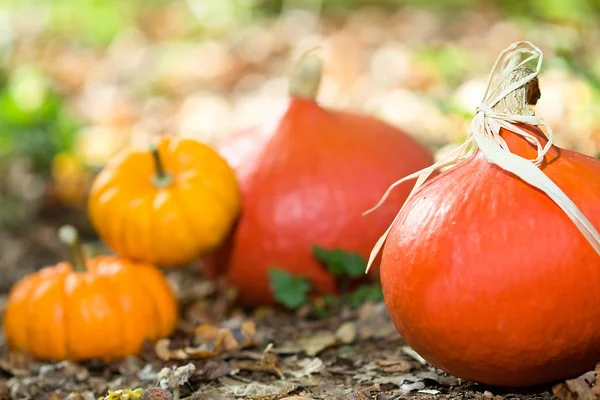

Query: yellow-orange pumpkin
[[3, 225, 178, 361], [88, 137, 241, 267]]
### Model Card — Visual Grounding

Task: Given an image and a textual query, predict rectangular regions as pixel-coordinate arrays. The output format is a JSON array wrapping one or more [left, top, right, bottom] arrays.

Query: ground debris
[[0, 297, 558, 400], [230, 344, 284, 379], [190, 392, 236, 400], [355, 303, 397, 340], [298, 332, 338, 357], [374, 359, 413, 373], [0, 350, 34, 376], [218, 377, 295, 398], [193, 359, 233, 382], [0, 282, 557, 400], [156, 319, 259, 361], [553, 366, 600, 400], [297, 321, 359, 357], [288, 358, 324, 379]]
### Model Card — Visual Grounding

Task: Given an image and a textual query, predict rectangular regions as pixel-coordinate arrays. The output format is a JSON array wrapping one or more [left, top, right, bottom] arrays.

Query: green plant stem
[[150, 144, 173, 188], [57, 225, 87, 272]]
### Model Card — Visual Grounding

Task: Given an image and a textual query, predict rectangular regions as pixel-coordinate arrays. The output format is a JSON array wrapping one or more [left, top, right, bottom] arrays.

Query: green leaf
[[268, 268, 311, 310], [312, 245, 366, 277], [349, 284, 384, 308]]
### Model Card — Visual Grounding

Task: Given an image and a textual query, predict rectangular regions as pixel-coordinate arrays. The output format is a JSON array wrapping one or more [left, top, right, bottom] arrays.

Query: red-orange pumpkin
[[380, 67, 600, 385], [212, 53, 435, 306]]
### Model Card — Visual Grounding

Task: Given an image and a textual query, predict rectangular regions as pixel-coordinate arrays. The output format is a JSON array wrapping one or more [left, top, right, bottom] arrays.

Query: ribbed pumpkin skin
[[3, 256, 178, 361], [216, 98, 435, 306], [381, 124, 600, 387], [88, 137, 241, 267]]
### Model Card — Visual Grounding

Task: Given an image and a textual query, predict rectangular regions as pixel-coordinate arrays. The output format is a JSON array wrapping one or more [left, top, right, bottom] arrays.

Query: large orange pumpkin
[[379, 46, 600, 386], [212, 53, 435, 306], [88, 137, 241, 267], [3, 225, 178, 361]]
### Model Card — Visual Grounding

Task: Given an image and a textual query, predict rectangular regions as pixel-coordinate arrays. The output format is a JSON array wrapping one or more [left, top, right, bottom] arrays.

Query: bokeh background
[[2, 0, 600, 289]]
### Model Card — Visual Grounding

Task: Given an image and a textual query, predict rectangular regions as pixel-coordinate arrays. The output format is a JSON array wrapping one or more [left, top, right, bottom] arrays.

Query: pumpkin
[[212, 52, 435, 306], [88, 136, 241, 267], [3, 225, 178, 361], [376, 42, 600, 387]]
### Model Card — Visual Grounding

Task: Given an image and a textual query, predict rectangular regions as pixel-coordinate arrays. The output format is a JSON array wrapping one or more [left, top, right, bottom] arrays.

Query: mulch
[[0, 259, 574, 400]]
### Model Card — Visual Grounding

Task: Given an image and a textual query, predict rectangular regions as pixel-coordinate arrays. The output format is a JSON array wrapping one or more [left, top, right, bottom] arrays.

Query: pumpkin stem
[[288, 47, 323, 100], [58, 225, 87, 272], [527, 75, 541, 106], [491, 66, 541, 115], [150, 143, 173, 188]]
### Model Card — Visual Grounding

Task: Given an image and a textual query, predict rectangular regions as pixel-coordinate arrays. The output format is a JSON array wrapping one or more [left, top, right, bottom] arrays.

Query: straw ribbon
[[364, 40, 600, 273]]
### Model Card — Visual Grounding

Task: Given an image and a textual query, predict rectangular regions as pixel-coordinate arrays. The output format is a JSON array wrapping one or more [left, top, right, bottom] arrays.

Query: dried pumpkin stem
[[288, 48, 324, 100], [491, 66, 541, 115], [58, 225, 87, 272], [149, 144, 173, 188]]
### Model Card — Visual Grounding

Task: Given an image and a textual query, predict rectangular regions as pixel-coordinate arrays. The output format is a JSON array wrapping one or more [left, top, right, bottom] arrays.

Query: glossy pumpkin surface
[[3, 255, 178, 361], [215, 90, 435, 305], [381, 124, 600, 386], [88, 137, 241, 267]]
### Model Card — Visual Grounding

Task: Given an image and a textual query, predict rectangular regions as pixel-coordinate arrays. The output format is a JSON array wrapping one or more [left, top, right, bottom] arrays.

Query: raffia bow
[[364, 40, 600, 273]]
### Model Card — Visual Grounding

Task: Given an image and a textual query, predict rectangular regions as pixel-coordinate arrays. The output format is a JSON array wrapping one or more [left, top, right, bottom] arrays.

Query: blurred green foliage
[[253, 0, 600, 21], [0, 0, 170, 47], [1, 0, 600, 173], [1, 0, 598, 48], [0, 65, 80, 172]]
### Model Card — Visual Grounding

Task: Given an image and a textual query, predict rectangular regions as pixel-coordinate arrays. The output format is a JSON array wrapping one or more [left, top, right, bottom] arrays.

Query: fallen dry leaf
[[157, 363, 196, 390], [372, 370, 440, 390], [298, 331, 338, 357], [594, 362, 600, 397], [230, 359, 283, 379], [220, 377, 295, 399], [418, 389, 441, 395], [298, 321, 360, 357], [288, 358, 324, 379], [553, 370, 598, 400], [0, 351, 33, 376], [156, 320, 259, 361], [357, 390, 371, 400], [279, 397, 316, 400], [194, 320, 258, 351], [155, 339, 188, 361], [378, 360, 413, 373], [336, 322, 357, 344], [230, 344, 284, 379], [190, 392, 235, 400], [347, 390, 390, 400], [356, 303, 397, 340], [38, 361, 89, 381], [195, 359, 233, 381]]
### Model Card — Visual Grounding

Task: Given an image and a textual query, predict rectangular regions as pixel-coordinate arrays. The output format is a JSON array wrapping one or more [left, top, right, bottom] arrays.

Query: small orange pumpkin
[[88, 137, 241, 267], [3, 225, 178, 361]]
